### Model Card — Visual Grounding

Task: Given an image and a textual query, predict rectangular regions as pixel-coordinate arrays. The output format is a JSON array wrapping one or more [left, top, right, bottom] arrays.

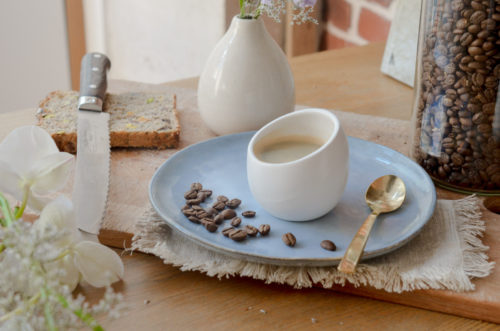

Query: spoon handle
[[338, 212, 379, 273]]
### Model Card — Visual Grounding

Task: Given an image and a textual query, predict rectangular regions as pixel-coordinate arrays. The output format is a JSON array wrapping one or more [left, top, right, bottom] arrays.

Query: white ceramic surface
[[197, 16, 295, 135], [247, 109, 349, 221]]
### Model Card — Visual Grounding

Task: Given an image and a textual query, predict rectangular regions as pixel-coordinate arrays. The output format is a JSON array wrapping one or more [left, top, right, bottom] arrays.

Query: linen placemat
[[108, 82, 494, 292], [133, 196, 492, 292]]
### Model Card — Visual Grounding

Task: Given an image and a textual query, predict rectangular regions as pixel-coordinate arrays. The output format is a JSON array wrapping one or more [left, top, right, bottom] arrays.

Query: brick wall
[[322, 0, 397, 50]]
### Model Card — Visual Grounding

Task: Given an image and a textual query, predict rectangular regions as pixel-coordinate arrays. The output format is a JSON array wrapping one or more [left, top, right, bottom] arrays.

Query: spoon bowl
[[338, 175, 406, 273], [365, 175, 406, 213]]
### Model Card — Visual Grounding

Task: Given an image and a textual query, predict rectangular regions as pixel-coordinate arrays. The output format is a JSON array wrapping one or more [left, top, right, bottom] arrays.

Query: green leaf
[[0, 192, 14, 226], [40, 288, 57, 331]]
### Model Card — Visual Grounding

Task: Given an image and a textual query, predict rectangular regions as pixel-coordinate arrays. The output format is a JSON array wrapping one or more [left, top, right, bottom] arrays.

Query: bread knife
[[72, 53, 111, 234]]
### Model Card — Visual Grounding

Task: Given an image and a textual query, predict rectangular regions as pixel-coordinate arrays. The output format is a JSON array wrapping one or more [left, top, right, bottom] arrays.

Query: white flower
[[35, 197, 124, 290], [0, 126, 73, 212], [293, 0, 316, 7], [74, 241, 124, 287]]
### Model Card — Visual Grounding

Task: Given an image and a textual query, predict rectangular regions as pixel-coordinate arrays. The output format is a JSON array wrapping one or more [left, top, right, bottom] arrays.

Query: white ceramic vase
[[198, 16, 295, 135]]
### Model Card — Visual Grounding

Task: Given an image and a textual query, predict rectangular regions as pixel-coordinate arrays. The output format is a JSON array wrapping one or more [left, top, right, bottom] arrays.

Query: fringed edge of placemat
[[454, 196, 495, 280], [131, 196, 495, 292]]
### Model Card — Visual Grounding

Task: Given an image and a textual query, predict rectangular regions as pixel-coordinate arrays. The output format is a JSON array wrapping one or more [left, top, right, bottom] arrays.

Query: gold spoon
[[337, 175, 406, 273]]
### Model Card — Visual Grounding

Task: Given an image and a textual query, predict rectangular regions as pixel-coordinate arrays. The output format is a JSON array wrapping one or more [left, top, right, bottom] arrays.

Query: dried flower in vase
[[239, 0, 318, 24]]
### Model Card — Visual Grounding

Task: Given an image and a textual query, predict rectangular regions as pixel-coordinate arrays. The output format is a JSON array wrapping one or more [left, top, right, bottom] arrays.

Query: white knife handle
[[78, 52, 111, 111]]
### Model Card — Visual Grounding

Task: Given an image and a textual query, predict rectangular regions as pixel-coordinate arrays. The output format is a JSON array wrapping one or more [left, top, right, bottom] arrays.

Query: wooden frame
[[65, 0, 86, 90], [285, 0, 323, 57]]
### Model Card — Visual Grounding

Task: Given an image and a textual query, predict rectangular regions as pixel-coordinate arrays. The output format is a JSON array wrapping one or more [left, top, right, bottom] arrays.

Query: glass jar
[[410, 0, 500, 194]]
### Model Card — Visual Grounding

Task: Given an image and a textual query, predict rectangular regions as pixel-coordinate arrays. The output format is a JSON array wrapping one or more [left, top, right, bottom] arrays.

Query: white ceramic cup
[[247, 108, 349, 221]]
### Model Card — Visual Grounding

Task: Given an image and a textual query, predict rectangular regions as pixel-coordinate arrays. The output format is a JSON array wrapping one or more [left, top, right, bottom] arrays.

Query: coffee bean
[[470, 11, 486, 25], [483, 103, 495, 115], [221, 209, 236, 220], [195, 210, 209, 219], [471, 1, 484, 11], [204, 222, 218, 232], [443, 97, 454, 107], [485, 76, 498, 89], [187, 198, 202, 205], [200, 189, 212, 197], [217, 195, 229, 203], [222, 227, 236, 237], [242, 211, 256, 218], [229, 229, 247, 242], [320, 240, 337, 251], [258, 224, 271, 236], [442, 137, 455, 148], [182, 209, 196, 217], [474, 55, 488, 62], [468, 24, 481, 34], [230, 217, 241, 227], [184, 189, 198, 200], [438, 166, 447, 178], [456, 18, 468, 29], [205, 207, 217, 217], [244, 225, 259, 237], [463, 8, 473, 19], [460, 118, 473, 127], [187, 216, 201, 224], [483, 41, 494, 52], [212, 201, 226, 211], [197, 191, 207, 202], [200, 217, 215, 225], [191, 182, 203, 191], [226, 198, 242, 209], [478, 123, 491, 134], [214, 214, 225, 225], [472, 112, 485, 124], [191, 205, 203, 211], [460, 32, 473, 46], [486, 164, 500, 176], [282, 233, 296, 247], [440, 152, 450, 164]]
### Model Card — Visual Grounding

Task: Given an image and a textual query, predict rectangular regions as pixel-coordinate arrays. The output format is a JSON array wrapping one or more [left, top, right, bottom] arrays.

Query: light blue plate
[[149, 132, 436, 266]]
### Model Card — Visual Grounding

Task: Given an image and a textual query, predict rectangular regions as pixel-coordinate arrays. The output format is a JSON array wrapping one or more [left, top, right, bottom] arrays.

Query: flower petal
[[45, 254, 81, 292], [36, 196, 79, 241], [73, 241, 124, 287], [0, 126, 59, 176], [26, 193, 51, 213], [29, 152, 74, 195], [0, 160, 23, 200]]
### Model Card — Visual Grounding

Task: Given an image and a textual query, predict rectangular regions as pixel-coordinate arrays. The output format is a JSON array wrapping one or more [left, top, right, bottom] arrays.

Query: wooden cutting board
[[1, 80, 498, 324]]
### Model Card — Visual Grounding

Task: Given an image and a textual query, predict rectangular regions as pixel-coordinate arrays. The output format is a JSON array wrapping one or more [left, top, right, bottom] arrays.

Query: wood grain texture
[[1, 43, 499, 329], [79, 251, 498, 331], [285, 1, 323, 57], [65, 0, 86, 90]]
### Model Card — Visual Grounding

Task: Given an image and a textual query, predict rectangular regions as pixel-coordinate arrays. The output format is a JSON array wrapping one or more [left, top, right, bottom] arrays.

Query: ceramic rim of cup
[[248, 108, 341, 167]]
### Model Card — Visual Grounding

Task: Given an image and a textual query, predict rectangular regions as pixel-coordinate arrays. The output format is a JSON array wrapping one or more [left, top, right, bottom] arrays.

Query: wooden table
[[1, 43, 498, 330]]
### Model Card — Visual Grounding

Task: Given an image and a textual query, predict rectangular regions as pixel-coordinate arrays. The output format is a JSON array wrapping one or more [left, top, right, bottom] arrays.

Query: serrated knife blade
[[72, 52, 111, 234]]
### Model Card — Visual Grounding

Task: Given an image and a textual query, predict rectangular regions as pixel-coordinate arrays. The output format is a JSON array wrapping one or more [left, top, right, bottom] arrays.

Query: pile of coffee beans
[[412, 0, 499, 191], [181, 182, 268, 242], [181, 182, 337, 251]]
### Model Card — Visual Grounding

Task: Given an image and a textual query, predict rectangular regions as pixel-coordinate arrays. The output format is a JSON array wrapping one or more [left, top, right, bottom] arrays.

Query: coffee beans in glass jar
[[410, 0, 500, 193]]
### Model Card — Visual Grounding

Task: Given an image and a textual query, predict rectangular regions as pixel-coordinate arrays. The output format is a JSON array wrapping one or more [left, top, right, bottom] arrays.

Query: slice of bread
[[37, 90, 180, 153]]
